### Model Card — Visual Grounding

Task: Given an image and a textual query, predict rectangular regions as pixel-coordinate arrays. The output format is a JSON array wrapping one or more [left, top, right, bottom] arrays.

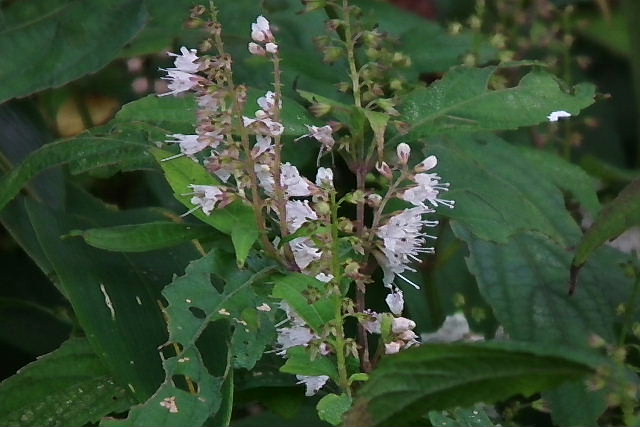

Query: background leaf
[[0, 338, 134, 427]]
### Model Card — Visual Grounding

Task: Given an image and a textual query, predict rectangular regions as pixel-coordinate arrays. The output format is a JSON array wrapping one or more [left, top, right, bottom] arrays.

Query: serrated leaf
[[345, 341, 597, 427], [0, 338, 134, 427], [430, 134, 583, 245], [316, 393, 352, 426], [271, 273, 337, 331], [398, 67, 595, 139], [572, 178, 640, 270], [76, 222, 218, 252], [454, 224, 633, 346], [0, 0, 148, 102]]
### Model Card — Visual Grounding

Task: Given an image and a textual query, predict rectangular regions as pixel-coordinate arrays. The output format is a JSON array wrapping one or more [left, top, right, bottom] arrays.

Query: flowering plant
[[1, 0, 640, 426]]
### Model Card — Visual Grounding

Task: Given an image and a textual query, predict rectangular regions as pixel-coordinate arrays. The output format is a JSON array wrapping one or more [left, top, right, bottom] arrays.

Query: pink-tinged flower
[[251, 135, 274, 158], [298, 125, 335, 151], [197, 93, 222, 112], [290, 237, 322, 270], [385, 341, 401, 354], [401, 165, 454, 209], [251, 16, 274, 43], [187, 185, 224, 215], [248, 42, 266, 56], [281, 163, 312, 197], [168, 46, 200, 74], [242, 116, 284, 136], [376, 207, 439, 288], [296, 375, 329, 396], [547, 110, 571, 122], [376, 161, 393, 179], [159, 69, 199, 96], [362, 310, 382, 334], [415, 155, 437, 172], [396, 143, 411, 165], [392, 317, 416, 334], [285, 200, 318, 233], [265, 42, 279, 53], [165, 134, 209, 158], [385, 288, 404, 315], [257, 91, 280, 116]]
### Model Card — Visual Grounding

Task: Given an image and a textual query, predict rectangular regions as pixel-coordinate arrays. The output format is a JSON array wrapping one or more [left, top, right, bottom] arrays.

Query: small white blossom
[[392, 317, 416, 334], [362, 310, 381, 334], [385, 341, 402, 354], [165, 134, 209, 158], [285, 200, 318, 233], [276, 324, 317, 355], [402, 171, 454, 209], [385, 288, 404, 315], [396, 143, 411, 165], [299, 125, 335, 151], [160, 396, 179, 413], [290, 237, 322, 270], [160, 69, 199, 97], [415, 155, 437, 172], [265, 42, 279, 53], [252, 135, 274, 158], [188, 184, 224, 215], [248, 42, 266, 56], [168, 46, 200, 74], [421, 313, 484, 343], [257, 91, 280, 116], [547, 110, 572, 122], [256, 303, 271, 312], [251, 16, 274, 43], [315, 167, 334, 187], [296, 375, 329, 396], [315, 272, 334, 283], [281, 163, 312, 197]]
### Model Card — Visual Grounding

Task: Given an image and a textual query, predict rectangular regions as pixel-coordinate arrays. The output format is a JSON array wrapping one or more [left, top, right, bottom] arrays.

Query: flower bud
[[415, 155, 437, 172], [366, 193, 382, 207], [396, 143, 411, 165], [392, 317, 416, 334], [384, 341, 402, 354], [376, 161, 393, 179]]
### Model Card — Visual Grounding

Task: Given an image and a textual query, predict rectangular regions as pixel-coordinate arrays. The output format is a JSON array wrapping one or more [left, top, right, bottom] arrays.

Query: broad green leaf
[[150, 148, 260, 262], [74, 222, 217, 253], [101, 347, 222, 427], [572, 178, 640, 270], [316, 394, 352, 426], [428, 406, 496, 427], [0, 0, 148, 102], [429, 134, 583, 245], [345, 341, 597, 427], [454, 224, 633, 346], [280, 346, 339, 381], [398, 67, 595, 140], [0, 338, 134, 427], [271, 273, 337, 331], [519, 147, 602, 215], [544, 381, 607, 427], [25, 188, 202, 401]]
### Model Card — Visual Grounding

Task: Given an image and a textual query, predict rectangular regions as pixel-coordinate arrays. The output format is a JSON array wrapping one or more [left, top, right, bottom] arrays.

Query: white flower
[[276, 324, 317, 355], [376, 207, 438, 288], [256, 303, 271, 312], [281, 163, 312, 197], [384, 341, 402, 354], [396, 143, 411, 165], [168, 46, 200, 74], [257, 91, 281, 116], [298, 125, 335, 152], [290, 237, 322, 270], [547, 110, 572, 122], [415, 155, 437, 172], [242, 116, 284, 136], [315, 273, 334, 283], [252, 135, 274, 158], [385, 288, 404, 315], [362, 310, 381, 334], [197, 93, 221, 112], [296, 375, 329, 396], [421, 313, 482, 343], [188, 185, 224, 215], [265, 42, 278, 53], [315, 167, 334, 187], [248, 42, 266, 56], [402, 170, 454, 209], [392, 317, 416, 334], [159, 69, 199, 96], [165, 134, 208, 157], [285, 200, 318, 233], [251, 16, 274, 43]]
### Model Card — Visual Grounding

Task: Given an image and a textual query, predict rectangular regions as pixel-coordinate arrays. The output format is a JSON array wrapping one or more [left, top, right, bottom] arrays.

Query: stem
[[330, 188, 351, 396], [619, 273, 640, 346], [342, 0, 361, 108]]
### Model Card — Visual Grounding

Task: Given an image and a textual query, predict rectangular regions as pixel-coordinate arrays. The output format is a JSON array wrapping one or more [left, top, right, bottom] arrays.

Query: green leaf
[[544, 381, 607, 427], [316, 394, 352, 426], [150, 147, 260, 261], [572, 178, 640, 270], [345, 341, 597, 427], [271, 273, 337, 331], [25, 188, 202, 401], [428, 406, 496, 427], [0, 0, 148, 102], [0, 338, 134, 427], [454, 225, 633, 346], [518, 147, 602, 215], [280, 346, 339, 381], [75, 222, 218, 252], [430, 134, 583, 245], [101, 347, 223, 427], [398, 67, 595, 140]]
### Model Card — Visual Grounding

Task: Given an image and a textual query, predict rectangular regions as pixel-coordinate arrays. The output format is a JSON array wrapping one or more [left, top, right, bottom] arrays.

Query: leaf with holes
[[0, 338, 134, 427]]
